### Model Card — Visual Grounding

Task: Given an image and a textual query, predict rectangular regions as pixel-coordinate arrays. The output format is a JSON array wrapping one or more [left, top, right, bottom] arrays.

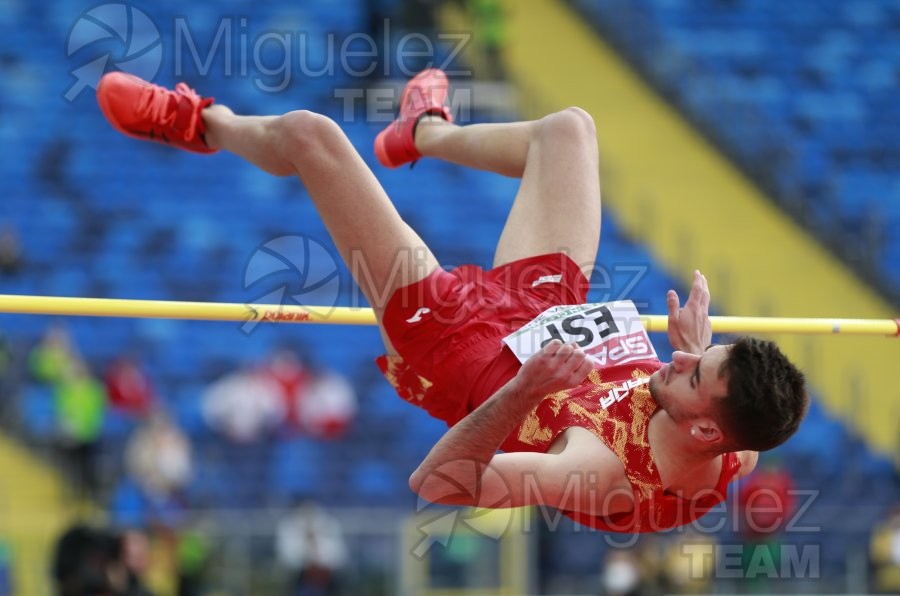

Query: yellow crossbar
[[0, 294, 897, 336]]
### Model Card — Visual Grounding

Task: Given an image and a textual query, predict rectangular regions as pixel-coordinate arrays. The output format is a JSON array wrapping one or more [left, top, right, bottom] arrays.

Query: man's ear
[[690, 419, 722, 445]]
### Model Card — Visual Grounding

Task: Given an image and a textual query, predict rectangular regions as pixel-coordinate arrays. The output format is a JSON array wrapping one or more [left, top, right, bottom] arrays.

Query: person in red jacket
[[735, 460, 796, 590], [96, 68, 808, 532], [104, 356, 155, 417]]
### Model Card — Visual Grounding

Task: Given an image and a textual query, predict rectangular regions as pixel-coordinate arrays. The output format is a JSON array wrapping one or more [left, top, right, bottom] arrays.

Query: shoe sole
[[374, 127, 402, 168]]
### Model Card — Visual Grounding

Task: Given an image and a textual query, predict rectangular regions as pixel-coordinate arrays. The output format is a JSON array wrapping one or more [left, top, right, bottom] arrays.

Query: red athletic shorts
[[376, 253, 589, 426]]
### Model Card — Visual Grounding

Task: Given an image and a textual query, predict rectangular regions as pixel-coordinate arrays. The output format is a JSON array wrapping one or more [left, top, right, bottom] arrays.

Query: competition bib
[[502, 301, 658, 366]]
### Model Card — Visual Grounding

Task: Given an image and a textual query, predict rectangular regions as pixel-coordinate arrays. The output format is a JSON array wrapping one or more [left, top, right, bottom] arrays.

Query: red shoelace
[[135, 82, 205, 142]]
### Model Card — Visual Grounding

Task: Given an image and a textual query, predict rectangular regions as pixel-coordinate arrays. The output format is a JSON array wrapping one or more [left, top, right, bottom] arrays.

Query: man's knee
[[273, 110, 344, 165], [537, 107, 597, 146]]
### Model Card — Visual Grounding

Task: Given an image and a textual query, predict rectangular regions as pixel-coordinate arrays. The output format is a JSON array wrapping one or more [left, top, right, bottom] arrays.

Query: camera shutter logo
[[242, 235, 342, 333], [65, 3, 163, 101]]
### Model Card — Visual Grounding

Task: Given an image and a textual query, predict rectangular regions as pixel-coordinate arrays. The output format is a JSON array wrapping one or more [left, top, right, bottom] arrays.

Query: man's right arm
[[409, 341, 598, 509]]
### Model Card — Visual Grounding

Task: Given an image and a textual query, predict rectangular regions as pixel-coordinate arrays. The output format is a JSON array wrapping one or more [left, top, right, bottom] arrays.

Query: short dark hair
[[716, 337, 809, 452]]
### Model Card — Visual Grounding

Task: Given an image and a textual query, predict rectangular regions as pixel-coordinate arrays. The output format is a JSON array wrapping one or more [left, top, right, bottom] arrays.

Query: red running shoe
[[96, 72, 217, 154], [374, 68, 453, 168]]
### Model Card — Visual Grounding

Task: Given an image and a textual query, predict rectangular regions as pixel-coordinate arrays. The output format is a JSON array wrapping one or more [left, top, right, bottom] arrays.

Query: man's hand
[[513, 340, 594, 398], [412, 342, 592, 508], [667, 270, 712, 355]]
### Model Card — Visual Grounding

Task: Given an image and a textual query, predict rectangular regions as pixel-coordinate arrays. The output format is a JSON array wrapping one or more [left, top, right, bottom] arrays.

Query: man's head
[[649, 337, 808, 452]]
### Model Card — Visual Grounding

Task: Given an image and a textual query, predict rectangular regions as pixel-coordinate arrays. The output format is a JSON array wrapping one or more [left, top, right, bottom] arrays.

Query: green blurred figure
[[56, 359, 107, 498], [176, 530, 210, 596], [468, 0, 506, 79], [28, 324, 77, 384]]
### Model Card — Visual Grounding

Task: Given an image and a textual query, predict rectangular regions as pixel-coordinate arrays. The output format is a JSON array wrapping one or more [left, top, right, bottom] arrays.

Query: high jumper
[[95, 68, 808, 532]]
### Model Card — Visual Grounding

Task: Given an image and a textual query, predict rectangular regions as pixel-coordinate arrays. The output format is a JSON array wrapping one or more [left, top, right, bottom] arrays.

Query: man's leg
[[414, 117, 535, 178], [97, 72, 441, 331], [201, 105, 440, 351], [414, 108, 601, 279]]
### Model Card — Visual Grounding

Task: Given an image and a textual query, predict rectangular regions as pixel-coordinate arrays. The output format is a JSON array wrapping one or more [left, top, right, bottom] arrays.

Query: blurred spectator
[[373, 0, 438, 75], [634, 535, 666, 594], [601, 549, 644, 596], [737, 460, 795, 539], [276, 500, 348, 596], [659, 528, 717, 594], [121, 530, 154, 596], [203, 353, 357, 442], [52, 523, 153, 596], [467, 0, 506, 79], [296, 371, 357, 439], [0, 331, 11, 384], [0, 225, 21, 276], [105, 357, 156, 418], [257, 349, 357, 438], [56, 359, 107, 498], [201, 367, 286, 443], [125, 411, 192, 505], [29, 324, 77, 385], [870, 505, 900, 594], [0, 330, 14, 422], [176, 528, 211, 596], [400, 0, 437, 32], [260, 349, 313, 430], [736, 459, 795, 593]]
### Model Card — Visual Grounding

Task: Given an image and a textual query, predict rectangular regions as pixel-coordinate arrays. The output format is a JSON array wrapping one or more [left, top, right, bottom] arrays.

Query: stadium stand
[[570, 0, 900, 302]]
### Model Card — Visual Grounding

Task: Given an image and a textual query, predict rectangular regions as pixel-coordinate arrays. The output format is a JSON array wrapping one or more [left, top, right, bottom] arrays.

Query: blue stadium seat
[[19, 385, 56, 441], [571, 0, 900, 298], [269, 437, 328, 500]]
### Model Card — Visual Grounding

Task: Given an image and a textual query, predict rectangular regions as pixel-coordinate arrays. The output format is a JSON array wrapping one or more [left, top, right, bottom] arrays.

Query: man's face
[[649, 344, 731, 425]]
